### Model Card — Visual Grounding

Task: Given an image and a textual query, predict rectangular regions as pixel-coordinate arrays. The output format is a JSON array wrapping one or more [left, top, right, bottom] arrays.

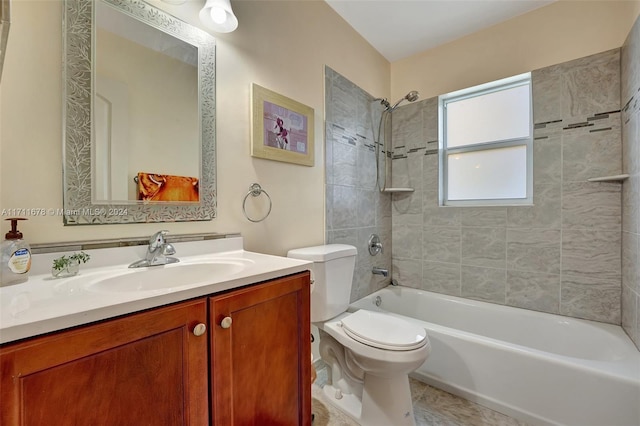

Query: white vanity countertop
[[0, 237, 311, 345]]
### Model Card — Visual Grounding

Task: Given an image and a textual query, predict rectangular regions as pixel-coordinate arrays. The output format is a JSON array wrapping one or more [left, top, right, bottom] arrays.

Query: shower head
[[389, 90, 419, 111], [405, 90, 420, 102]]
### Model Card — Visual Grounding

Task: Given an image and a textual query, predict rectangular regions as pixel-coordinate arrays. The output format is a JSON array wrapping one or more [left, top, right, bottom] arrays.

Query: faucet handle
[[149, 230, 169, 246], [368, 234, 383, 256]]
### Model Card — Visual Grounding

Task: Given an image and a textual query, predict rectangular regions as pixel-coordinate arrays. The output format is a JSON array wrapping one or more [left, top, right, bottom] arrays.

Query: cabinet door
[[210, 272, 311, 426], [0, 299, 208, 426]]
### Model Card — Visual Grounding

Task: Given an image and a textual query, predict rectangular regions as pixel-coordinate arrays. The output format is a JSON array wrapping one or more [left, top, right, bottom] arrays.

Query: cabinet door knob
[[220, 316, 232, 329], [193, 323, 207, 336]]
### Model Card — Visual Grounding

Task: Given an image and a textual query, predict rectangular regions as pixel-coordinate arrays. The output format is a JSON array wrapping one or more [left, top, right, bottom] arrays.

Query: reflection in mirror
[[95, 1, 199, 203], [63, 0, 216, 224]]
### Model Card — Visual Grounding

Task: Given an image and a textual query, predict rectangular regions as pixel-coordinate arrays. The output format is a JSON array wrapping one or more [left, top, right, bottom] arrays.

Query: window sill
[[440, 204, 535, 207]]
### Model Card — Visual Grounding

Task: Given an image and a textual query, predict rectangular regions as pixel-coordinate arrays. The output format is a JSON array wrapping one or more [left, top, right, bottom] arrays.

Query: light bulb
[[210, 6, 227, 24], [199, 0, 238, 32]]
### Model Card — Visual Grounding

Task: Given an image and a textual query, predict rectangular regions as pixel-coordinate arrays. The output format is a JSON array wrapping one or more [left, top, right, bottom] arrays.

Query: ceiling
[[324, 0, 555, 62]]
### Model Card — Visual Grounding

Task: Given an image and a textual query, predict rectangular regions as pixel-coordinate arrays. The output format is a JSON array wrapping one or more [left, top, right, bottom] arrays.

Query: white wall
[[392, 0, 640, 101], [0, 0, 390, 255]]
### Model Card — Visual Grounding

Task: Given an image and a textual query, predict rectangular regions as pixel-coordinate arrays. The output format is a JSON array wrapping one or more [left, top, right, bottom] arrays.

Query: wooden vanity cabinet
[[210, 272, 312, 426], [0, 271, 311, 426], [0, 298, 209, 426]]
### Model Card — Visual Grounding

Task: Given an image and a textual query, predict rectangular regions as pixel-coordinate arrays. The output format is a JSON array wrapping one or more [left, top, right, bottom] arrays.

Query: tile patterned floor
[[311, 363, 527, 426]]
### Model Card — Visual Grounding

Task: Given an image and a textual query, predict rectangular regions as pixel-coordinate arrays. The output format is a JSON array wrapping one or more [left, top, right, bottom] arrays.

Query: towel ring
[[242, 183, 272, 223]]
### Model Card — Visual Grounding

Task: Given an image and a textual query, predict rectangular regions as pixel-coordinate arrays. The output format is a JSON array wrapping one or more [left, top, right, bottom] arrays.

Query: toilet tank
[[287, 244, 357, 322]]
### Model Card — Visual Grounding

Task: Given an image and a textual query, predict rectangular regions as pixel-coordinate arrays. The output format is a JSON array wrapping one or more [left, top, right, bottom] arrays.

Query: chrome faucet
[[129, 230, 179, 268], [372, 267, 389, 277]]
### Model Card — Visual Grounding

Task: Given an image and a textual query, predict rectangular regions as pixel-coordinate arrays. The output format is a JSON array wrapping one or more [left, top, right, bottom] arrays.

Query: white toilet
[[287, 244, 431, 426]]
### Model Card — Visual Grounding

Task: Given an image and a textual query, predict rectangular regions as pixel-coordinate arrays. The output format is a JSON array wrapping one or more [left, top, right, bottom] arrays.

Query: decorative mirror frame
[[63, 0, 216, 225]]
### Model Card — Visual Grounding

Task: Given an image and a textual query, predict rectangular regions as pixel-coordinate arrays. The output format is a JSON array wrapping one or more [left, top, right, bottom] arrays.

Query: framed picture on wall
[[250, 83, 314, 166]]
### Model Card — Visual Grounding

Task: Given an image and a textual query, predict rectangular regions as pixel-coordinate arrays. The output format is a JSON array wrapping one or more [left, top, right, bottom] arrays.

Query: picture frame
[[251, 83, 314, 166]]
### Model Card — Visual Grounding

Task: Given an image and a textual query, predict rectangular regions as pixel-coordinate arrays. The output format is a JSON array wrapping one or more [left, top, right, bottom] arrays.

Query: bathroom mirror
[[63, 0, 216, 225]]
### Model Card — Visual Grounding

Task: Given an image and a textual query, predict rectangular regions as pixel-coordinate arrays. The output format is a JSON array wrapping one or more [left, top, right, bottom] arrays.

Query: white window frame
[[438, 73, 533, 207]]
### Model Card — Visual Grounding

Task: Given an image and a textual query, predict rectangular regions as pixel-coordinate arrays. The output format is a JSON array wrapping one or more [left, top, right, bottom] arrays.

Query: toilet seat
[[340, 310, 427, 351]]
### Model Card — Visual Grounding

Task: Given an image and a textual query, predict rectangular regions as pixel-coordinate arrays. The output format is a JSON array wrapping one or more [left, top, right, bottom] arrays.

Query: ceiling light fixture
[[199, 0, 238, 33]]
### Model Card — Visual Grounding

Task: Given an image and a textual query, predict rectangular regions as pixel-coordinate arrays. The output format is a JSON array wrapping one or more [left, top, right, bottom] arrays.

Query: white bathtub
[[349, 286, 640, 426]]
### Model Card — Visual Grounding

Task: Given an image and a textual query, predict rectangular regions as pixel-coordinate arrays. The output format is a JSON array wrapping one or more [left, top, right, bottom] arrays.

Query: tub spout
[[372, 267, 389, 277]]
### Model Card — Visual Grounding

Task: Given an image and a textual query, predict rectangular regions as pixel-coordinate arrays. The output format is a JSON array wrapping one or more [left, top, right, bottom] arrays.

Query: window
[[439, 73, 532, 206]]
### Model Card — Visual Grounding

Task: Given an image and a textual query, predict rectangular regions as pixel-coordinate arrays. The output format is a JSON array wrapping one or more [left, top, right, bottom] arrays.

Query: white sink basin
[[86, 260, 252, 293]]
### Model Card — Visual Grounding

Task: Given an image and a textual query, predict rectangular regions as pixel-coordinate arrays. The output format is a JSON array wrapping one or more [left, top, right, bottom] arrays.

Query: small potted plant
[[51, 252, 91, 278]]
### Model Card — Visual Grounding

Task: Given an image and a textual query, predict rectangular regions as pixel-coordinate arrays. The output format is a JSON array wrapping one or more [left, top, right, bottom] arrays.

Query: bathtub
[[349, 286, 640, 426]]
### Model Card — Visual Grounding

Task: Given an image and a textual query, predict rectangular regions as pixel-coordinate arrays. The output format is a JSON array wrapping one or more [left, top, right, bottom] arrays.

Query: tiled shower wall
[[324, 66, 392, 301], [391, 49, 624, 325], [621, 15, 640, 349]]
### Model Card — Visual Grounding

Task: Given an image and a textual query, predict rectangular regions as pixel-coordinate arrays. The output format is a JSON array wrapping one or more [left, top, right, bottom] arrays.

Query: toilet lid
[[341, 310, 427, 351]]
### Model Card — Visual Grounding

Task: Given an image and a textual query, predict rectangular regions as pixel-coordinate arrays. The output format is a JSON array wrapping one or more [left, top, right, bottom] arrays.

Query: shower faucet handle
[[368, 234, 383, 256]]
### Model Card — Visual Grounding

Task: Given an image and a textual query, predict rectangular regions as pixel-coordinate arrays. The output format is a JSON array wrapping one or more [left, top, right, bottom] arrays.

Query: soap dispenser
[[1, 218, 32, 286]]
